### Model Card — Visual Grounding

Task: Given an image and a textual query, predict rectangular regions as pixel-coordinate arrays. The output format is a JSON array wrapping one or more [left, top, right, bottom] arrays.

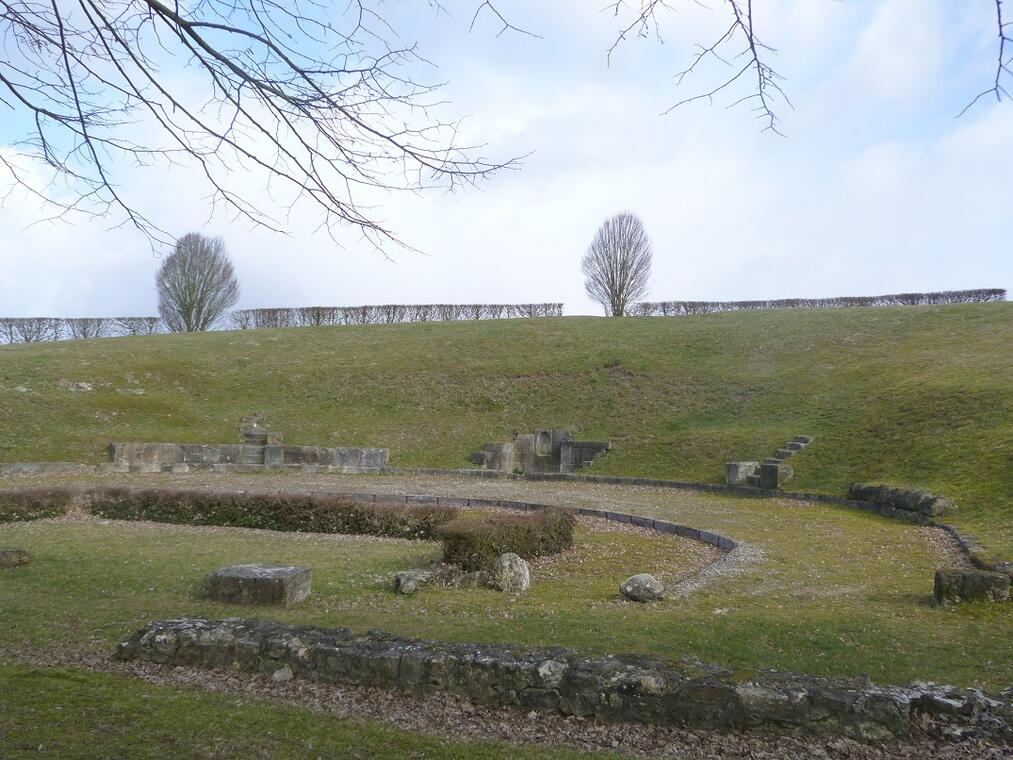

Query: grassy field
[[1, 303, 1009, 556], [0, 665, 615, 759], [2, 475, 1010, 690]]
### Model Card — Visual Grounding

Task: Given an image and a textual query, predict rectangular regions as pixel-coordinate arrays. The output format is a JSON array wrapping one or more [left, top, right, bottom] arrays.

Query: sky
[[1, 0, 1011, 317]]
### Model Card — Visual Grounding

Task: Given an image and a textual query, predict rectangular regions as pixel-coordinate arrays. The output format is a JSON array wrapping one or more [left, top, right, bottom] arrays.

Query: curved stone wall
[[115, 617, 1013, 744]]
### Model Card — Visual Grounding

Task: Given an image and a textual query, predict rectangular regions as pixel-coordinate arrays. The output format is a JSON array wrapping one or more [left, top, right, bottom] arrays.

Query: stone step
[[775, 448, 795, 459], [764, 457, 784, 465], [240, 445, 265, 465], [745, 474, 761, 488], [784, 441, 806, 452], [792, 435, 814, 445]]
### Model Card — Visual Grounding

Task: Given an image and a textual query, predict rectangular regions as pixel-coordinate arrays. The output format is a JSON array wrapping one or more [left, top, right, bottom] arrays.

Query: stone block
[[792, 436, 814, 445], [0, 548, 31, 568], [264, 444, 284, 470], [784, 441, 806, 451], [757, 462, 789, 490], [934, 569, 1010, 604], [469, 451, 487, 466], [239, 414, 269, 445], [483, 442, 515, 472], [204, 564, 312, 606], [775, 448, 795, 459], [725, 462, 759, 486], [265, 431, 284, 445], [849, 484, 953, 516]]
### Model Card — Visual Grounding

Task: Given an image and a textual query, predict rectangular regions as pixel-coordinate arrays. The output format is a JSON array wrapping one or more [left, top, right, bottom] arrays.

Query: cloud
[[0, 1, 1010, 318]]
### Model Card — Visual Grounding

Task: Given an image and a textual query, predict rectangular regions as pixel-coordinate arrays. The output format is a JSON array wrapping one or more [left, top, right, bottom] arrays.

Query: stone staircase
[[726, 435, 814, 490]]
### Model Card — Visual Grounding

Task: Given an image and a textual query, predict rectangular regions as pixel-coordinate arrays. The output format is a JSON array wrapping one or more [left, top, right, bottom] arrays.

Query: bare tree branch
[[959, 0, 1012, 116], [1, 0, 519, 249]]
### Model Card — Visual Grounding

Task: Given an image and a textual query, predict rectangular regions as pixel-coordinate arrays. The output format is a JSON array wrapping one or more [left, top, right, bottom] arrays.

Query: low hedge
[[89, 488, 456, 540], [439, 509, 575, 571], [0, 487, 74, 523]]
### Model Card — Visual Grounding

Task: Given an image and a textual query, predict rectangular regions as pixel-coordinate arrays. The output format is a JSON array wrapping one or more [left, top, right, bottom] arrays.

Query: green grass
[[2, 481, 1010, 690], [0, 304, 1009, 555], [0, 665, 615, 759]]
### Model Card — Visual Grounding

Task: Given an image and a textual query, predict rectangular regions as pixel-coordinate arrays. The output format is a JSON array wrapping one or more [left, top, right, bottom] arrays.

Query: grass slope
[[0, 303, 1010, 552]]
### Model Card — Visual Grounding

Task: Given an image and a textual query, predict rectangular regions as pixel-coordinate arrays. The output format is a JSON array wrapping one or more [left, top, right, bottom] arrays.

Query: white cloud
[[0, 1, 1010, 318]]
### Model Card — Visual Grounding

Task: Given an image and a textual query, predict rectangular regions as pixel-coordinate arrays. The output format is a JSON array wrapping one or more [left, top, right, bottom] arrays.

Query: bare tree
[[114, 316, 162, 335], [582, 212, 653, 317], [156, 233, 239, 332], [65, 317, 110, 339]]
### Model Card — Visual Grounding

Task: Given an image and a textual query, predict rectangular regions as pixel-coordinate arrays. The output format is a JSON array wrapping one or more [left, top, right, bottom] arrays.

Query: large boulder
[[934, 568, 1010, 604], [620, 573, 664, 602], [490, 553, 530, 592], [0, 549, 31, 568]]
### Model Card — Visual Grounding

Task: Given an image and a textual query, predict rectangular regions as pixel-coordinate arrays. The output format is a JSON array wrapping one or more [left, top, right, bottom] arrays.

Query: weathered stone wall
[[106, 442, 388, 473], [848, 483, 953, 517], [116, 618, 1013, 744]]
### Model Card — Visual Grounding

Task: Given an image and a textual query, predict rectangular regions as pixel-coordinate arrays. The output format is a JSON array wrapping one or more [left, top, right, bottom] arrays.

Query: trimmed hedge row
[[231, 303, 563, 329], [439, 509, 576, 571], [0, 487, 74, 523], [634, 289, 1006, 317], [89, 488, 456, 540]]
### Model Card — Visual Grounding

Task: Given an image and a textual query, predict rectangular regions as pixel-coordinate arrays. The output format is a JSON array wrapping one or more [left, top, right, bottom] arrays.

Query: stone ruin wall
[[117, 617, 1013, 744]]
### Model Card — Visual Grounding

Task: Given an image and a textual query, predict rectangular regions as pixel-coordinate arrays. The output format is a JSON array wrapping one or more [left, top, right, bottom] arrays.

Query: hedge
[[439, 509, 575, 571], [634, 289, 1006, 317], [0, 488, 75, 523], [89, 488, 456, 540]]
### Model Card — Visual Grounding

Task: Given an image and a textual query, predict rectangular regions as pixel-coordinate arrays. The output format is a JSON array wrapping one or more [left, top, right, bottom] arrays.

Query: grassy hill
[[1, 303, 1010, 554]]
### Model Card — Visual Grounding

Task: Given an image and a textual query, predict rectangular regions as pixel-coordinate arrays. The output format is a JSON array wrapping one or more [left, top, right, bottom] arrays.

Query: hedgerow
[[88, 488, 456, 540], [438, 509, 576, 571], [0, 488, 75, 523]]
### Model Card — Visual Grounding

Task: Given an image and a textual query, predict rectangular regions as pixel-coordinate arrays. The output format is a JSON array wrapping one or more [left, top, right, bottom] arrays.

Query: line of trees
[[631, 289, 1007, 316], [231, 303, 563, 329], [0, 304, 564, 344], [0, 317, 162, 344]]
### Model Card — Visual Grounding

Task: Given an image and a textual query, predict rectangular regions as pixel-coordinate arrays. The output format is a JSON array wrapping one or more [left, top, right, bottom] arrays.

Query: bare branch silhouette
[[1, 0, 518, 248]]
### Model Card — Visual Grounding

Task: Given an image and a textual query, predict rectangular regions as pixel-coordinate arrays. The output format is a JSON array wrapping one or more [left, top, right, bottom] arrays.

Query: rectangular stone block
[[264, 444, 284, 470], [725, 462, 759, 486], [775, 448, 795, 459], [757, 462, 789, 490], [784, 441, 806, 451], [204, 564, 312, 606], [483, 442, 515, 472]]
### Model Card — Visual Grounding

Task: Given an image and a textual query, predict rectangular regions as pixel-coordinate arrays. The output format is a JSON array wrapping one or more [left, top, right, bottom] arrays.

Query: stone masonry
[[472, 429, 610, 474], [106, 416, 388, 474], [116, 618, 1013, 744], [726, 436, 812, 489], [204, 565, 312, 606]]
